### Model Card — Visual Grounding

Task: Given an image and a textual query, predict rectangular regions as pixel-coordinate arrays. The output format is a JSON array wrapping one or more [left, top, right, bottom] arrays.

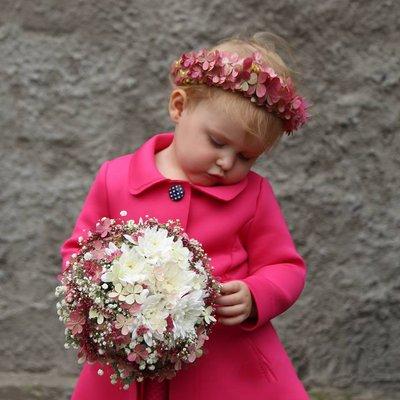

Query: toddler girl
[[60, 31, 310, 400]]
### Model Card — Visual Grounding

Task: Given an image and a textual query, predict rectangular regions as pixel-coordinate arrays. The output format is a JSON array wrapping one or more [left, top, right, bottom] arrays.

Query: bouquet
[[55, 211, 222, 390]]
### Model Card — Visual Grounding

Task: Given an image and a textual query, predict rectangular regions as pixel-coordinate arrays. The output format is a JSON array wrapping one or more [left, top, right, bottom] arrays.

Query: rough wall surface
[[0, 0, 399, 398]]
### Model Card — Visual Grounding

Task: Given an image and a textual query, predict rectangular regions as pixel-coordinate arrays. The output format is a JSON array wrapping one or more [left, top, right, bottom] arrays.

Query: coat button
[[168, 184, 185, 201]]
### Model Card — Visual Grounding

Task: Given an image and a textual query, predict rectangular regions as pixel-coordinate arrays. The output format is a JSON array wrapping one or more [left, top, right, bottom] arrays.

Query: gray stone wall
[[1, 0, 399, 398]]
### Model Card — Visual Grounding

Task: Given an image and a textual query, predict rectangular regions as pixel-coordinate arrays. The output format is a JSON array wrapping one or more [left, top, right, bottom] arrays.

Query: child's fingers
[[215, 292, 242, 306], [216, 304, 245, 317], [220, 280, 242, 294]]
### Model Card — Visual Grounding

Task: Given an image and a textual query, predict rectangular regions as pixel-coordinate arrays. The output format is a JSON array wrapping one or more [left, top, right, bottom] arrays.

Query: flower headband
[[170, 48, 310, 134]]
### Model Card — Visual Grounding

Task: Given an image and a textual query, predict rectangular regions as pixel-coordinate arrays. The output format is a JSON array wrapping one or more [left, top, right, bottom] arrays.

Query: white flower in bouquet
[[172, 290, 205, 340]]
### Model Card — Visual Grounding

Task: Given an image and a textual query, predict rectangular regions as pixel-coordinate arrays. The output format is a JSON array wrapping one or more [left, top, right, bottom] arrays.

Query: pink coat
[[60, 132, 310, 400]]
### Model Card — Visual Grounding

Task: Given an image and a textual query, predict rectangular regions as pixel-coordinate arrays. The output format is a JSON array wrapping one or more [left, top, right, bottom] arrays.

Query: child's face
[[168, 89, 268, 186]]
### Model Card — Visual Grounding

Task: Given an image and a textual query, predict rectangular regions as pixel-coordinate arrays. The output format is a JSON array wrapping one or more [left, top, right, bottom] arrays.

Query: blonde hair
[[170, 32, 299, 152]]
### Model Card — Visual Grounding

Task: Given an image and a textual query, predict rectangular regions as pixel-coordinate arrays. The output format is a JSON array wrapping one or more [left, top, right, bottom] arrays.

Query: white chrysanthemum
[[130, 318, 140, 341], [171, 290, 205, 339], [136, 226, 175, 264], [190, 263, 208, 291], [141, 294, 170, 336], [112, 243, 148, 285], [203, 305, 217, 324], [169, 238, 192, 264], [154, 260, 198, 300], [143, 330, 154, 347]]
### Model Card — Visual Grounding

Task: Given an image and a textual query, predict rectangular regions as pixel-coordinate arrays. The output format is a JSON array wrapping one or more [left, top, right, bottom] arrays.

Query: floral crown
[[170, 48, 310, 134]]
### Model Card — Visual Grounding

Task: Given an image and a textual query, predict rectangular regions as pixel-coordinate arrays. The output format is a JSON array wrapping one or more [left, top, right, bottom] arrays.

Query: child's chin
[[205, 173, 223, 182], [186, 172, 225, 186]]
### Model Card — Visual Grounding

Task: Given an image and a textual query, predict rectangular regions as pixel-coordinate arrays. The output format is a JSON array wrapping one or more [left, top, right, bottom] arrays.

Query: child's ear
[[168, 88, 188, 123]]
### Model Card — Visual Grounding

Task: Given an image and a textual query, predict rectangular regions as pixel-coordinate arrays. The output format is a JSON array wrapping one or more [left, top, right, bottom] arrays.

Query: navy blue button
[[168, 184, 185, 201]]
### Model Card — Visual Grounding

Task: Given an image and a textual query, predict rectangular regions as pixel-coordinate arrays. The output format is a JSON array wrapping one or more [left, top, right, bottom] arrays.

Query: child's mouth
[[206, 173, 223, 180]]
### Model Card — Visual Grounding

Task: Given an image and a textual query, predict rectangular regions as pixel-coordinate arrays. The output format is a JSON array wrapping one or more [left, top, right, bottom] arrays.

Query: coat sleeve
[[238, 176, 307, 331], [58, 161, 110, 278]]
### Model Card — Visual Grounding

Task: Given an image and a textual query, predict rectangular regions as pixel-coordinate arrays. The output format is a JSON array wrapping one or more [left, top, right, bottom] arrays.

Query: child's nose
[[216, 153, 236, 171]]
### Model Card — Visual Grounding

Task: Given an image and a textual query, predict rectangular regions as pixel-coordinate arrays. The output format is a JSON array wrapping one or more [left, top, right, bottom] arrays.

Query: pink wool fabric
[[60, 132, 310, 400]]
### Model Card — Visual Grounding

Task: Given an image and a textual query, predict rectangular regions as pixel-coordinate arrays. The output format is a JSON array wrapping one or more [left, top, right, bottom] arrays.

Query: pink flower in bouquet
[[105, 248, 122, 263], [91, 240, 105, 260], [115, 314, 135, 336], [136, 324, 150, 336], [78, 344, 97, 363], [66, 310, 86, 335], [95, 218, 112, 238], [120, 301, 142, 315], [83, 261, 102, 284], [110, 325, 132, 346], [187, 345, 200, 363], [127, 343, 149, 362], [65, 289, 75, 303]]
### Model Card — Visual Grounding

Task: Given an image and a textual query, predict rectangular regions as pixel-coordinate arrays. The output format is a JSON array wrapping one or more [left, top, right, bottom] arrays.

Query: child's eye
[[239, 154, 251, 161], [209, 135, 252, 161], [209, 136, 224, 147]]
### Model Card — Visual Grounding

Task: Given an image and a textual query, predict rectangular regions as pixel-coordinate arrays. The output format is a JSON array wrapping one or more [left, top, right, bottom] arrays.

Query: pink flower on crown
[[243, 70, 269, 98], [220, 50, 239, 64], [181, 52, 197, 68], [221, 64, 240, 90], [188, 64, 203, 80], [212, 74, 225, 84], [286, 97, 309, 132], [221, 72, 237, 90], [221, 63, 233, 77], [202, 50, 218, 71], [264, 77, 285, 105], [242, 56, 253, 72]]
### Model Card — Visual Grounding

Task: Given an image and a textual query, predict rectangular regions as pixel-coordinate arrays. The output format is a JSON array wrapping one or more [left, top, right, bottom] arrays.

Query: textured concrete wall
[[1, 0, 399, 398]]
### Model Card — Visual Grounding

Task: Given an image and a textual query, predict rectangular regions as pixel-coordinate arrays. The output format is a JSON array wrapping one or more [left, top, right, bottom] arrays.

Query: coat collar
[[128, 132, 249, 202]]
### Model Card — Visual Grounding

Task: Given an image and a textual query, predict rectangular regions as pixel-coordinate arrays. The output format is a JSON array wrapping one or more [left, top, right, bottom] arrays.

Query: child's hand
[[215, 280, 257, 326]]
